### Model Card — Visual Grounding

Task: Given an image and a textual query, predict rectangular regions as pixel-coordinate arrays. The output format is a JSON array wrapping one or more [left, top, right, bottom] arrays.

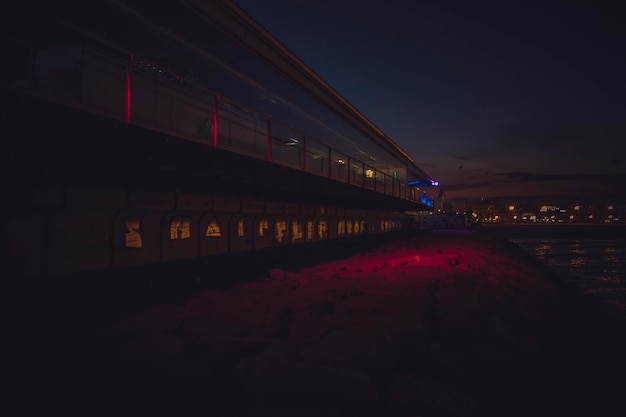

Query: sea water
[[511, 238, 626, 319]]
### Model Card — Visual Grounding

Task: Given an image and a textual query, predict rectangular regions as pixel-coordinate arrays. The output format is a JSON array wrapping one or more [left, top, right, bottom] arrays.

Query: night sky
[[233, 0, 625, 208]]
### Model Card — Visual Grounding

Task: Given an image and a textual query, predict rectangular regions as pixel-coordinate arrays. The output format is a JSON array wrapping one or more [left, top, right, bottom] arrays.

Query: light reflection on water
[[512, 238, 626, 319]]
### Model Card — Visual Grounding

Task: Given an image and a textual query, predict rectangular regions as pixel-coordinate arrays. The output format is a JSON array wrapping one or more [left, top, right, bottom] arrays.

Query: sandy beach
[[4, 228, 625, 417]]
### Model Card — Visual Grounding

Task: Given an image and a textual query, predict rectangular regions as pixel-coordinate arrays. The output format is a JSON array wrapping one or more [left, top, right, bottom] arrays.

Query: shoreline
[[4, 228, 625, 416]]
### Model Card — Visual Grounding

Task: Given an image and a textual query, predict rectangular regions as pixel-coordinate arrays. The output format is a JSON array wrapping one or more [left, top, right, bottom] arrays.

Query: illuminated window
[[170, 217, 191, 240], [181, 218, 191, 239], [205, 218, 221, 237], [317, 220, 327, 239], [307, 221, 314, 240], [275, 220, 287, 242], [292, 221, 303, 240], [170, 218, 181, 240], [125, 217, 142, 248], [258, 219, 269, 237], [237, 218, 245, 238], [354, 221, 360, 234], [365, 169, 374, 178], [338, 221, 345, 235], [346, 220, 353, 234]]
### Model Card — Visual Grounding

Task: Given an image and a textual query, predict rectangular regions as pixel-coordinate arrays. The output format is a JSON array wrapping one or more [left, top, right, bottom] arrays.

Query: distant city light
[[464, 200, 622, 224]]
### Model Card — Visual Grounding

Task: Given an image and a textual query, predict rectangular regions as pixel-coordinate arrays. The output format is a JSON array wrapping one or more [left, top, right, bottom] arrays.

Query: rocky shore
[[4, 229, 625, 416]]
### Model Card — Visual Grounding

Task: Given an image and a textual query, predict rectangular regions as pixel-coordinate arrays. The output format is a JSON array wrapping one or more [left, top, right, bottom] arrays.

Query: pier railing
[[3, 21, 425, 205]]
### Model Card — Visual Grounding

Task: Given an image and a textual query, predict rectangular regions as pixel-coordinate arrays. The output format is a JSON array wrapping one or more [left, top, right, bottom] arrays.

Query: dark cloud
[[438, 182, 495, 192], [493, 123, 626, 150]]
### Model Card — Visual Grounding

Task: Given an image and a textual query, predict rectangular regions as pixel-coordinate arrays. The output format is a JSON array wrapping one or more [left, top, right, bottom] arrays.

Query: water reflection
[[535, 241, 552, 258], [511, 237, 626, 320], [604, 246, 619, 265], [568, 240, 586, 267]]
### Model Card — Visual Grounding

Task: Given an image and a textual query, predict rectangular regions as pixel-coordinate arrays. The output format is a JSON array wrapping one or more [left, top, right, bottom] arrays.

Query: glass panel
[[350, 160, 363, 187], [330, 149, 349, 182], [363, 165, 376, 190], [270, 122, 302, 168], [132, 59, 216, 144], [217, 99, 267, 159], [305, 137, 329, 176]]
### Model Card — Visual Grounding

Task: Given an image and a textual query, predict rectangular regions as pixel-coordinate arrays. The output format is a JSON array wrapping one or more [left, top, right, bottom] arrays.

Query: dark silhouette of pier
[[1, 1, 436, 279]]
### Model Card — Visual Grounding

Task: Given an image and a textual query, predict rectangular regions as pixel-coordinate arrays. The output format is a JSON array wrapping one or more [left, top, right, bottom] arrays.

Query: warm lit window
[[170, 218, 181, 240], [125, 217, 142, 248], [307, 221, 314, 240], [292, 221, 303, 240], [237, 219, 245, 238], [205, 219, 221, 237], [180, 218, 190, 239], [317, 220, 327, 239], [275, 220, 287, 242], [258, 219, 269, 237]]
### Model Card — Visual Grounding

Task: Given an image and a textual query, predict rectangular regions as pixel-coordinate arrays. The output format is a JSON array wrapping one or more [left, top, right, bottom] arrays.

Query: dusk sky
[[234, 0, 625, 207]]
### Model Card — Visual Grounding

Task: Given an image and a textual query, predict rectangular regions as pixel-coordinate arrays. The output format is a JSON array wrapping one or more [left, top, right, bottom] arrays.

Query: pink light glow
[[213, 95, 219, 147], [125, 53, 133, 123]]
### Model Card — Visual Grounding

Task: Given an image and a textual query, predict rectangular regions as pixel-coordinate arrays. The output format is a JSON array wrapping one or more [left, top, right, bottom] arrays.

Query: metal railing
[[3, 28, 423, 205]]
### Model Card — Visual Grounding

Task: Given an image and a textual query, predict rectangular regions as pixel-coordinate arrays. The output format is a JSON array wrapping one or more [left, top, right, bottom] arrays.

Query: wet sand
[[4, 229, 625, 416]]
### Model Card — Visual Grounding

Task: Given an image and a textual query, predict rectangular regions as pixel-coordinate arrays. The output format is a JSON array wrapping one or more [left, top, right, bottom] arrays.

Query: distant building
[[471, 201, 496, 223]]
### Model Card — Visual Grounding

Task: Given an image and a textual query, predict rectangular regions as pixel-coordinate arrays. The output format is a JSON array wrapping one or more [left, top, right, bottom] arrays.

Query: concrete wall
[[2, 186, 411, 279]]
